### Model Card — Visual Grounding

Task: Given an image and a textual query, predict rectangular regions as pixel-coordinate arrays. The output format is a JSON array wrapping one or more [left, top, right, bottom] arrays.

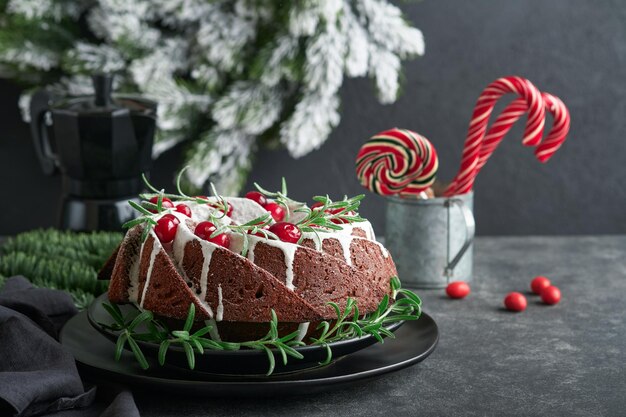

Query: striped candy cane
[[444, 77, 546, 196], [474, 92, 570, 176]]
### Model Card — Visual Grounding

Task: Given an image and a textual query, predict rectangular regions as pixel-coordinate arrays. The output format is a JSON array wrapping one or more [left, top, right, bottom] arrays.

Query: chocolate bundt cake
[[100, 188, 398, 342]]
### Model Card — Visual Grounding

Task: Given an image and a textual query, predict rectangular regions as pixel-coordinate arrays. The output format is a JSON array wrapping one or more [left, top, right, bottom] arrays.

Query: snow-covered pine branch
[[6, 0, 84, 22], [280, 93, 341, 159], [0, 0, 425, 195], [185, 129, 255, 192], [63, 42, 126, 74], [212, 82, 284, 136]]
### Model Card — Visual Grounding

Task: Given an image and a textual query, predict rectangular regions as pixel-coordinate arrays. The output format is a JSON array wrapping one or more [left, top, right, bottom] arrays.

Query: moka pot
[[29, 74, 157, 231]]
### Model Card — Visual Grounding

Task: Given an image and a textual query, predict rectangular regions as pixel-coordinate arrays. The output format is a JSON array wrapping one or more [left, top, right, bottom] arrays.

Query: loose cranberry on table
[[268, 222, 301, 244], [175, 204, 192, 217], [531, 276, 551, 294], [446, 281, 470, 299], [504, 292, 527, 312], [154, 214, 179, 243], [245, 191, 267, 206], [194, 221, 231, 248], [264, 202, 285, 222], [540, 286, 561, 305], [148, 196, 174, 213]]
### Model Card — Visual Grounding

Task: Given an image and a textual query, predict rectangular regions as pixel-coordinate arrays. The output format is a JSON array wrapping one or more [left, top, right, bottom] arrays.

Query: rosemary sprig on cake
[[295, 194, 366, 232], [252, 178, 299, 221], [122, 169, 369, 251], [101, 277, 420, 375]]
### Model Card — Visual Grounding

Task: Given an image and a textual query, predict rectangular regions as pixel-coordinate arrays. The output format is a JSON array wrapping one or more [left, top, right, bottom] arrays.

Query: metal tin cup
[[385, 192, 475, 288]]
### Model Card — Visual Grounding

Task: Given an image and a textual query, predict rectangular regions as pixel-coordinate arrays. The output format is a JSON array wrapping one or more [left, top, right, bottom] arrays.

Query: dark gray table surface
[[129, 236, 626, 417]]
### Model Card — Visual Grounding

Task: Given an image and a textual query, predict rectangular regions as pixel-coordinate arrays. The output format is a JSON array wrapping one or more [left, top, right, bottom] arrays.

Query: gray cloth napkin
[[0, 276, 140, 417]]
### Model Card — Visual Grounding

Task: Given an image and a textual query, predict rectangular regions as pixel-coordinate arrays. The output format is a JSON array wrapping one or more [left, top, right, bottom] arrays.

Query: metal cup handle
[[444, 198, 476, 277]]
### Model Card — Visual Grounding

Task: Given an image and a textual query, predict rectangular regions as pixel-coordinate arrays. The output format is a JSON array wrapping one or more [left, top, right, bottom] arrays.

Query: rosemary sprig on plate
[[101, 276, 420, 375], [101, 302, 305, 375], [309, 276, 421, 364]]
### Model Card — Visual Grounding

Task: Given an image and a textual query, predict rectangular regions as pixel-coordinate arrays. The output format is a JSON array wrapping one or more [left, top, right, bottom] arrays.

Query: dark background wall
[[1, 0, 625, 236]]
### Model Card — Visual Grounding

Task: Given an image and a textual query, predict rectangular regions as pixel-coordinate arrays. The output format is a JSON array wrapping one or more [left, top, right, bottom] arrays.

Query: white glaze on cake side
[[172, 219, 219, 318], [295, 322, 310, 342], [216, 285, 224, 322], [223, 197, 267, 224], [206, 319, 221, 341], [301, 220, 388, 262], [198, 241, 218, 317], [247, 236, 297, 291]]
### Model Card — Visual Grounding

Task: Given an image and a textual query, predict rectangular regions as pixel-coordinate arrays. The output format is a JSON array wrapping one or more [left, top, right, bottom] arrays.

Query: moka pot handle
[[29, 89, 57, 175]]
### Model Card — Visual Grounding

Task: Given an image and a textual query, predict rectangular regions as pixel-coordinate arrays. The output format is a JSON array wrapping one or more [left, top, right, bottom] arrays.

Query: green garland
[[0, 229, 123, 309]]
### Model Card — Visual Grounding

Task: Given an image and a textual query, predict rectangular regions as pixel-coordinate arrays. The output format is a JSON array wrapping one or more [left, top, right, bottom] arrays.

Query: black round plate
[[87, 294, 405, 375], [60, 310, 438, 397]]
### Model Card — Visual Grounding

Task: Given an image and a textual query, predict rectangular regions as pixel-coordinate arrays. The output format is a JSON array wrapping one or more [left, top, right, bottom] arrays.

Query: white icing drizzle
[[299, 219, 388, 263], [247, 238, 259, 263], [187, 202, 231, 225], [172, 219, 219, 318], [286, 201, 307, 223], [205, 319, 222, 341], [223, 197, 267, 224], [372, 240, 390, 258], [172, 219, 196, 262], [247, 236, 297, 290], [139, 233, 161, 308], [340, 220, 375, 241], [301, 229, 355, 265], [333, 233, 354, 265], [197, 242, 218, 317], [216, 285, 224, 322], [295, 322, 310, 342]]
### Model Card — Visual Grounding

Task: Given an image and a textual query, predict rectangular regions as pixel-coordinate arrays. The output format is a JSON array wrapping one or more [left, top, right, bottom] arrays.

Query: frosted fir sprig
[[212, 82, 283, 135], [184, 129, 254, 191], [62, 42, 125, 74]]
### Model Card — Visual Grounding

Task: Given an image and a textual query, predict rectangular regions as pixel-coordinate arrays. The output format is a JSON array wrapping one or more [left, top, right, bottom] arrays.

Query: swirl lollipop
[[355, 128, 439, 197]]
